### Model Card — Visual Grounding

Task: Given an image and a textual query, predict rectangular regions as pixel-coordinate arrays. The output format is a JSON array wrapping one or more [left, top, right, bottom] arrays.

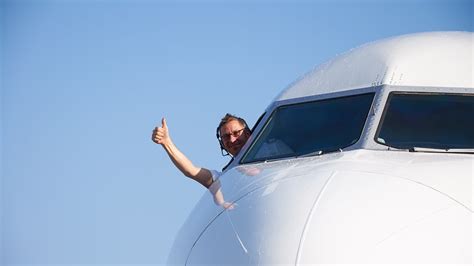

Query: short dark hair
[[217, 113, 250, 135]]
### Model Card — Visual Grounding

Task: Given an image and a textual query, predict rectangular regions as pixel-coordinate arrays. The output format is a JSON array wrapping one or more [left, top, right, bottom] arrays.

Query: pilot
[[151, 113, 251, 189]]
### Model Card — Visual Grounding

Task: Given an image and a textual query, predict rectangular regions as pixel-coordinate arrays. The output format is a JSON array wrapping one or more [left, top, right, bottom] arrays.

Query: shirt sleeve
[[208, 170, 222, 194], [209, 169, 222, 181]]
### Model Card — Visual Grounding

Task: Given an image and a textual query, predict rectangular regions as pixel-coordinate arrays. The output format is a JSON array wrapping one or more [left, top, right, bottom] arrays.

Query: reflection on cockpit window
[[241, 93, 375, 163], [376, 93, 474, 150], [254, 138, 294, 160]]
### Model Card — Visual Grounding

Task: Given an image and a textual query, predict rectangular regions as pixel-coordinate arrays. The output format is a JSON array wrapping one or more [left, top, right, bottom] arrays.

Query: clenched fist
[[152, 118, 171, 145]]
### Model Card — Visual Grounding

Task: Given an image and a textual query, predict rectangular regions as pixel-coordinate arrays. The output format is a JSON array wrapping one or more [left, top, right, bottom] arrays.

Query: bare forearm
[[152, 118, 213, 188], [162, 140, 213, 188], [162, 140, 196, 176]]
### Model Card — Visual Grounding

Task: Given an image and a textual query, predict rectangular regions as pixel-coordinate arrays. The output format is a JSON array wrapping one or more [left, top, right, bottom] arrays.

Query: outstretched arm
[[152, 118, 213, 188]]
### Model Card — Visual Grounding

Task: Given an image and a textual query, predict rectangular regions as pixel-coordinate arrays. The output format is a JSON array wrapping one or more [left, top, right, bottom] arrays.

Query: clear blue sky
[[1, 0, 471, 264]]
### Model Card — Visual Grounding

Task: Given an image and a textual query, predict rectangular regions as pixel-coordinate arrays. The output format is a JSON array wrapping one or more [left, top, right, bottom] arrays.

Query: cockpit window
[[241, 93, 375, 163], [376, 93, 474, 149]]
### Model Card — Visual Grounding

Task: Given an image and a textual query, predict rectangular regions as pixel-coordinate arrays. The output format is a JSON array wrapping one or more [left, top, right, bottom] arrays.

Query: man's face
[[219, 120, 250, 156]]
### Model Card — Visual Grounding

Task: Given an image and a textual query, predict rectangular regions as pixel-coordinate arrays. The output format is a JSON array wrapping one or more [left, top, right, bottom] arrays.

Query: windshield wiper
[[383, 144, 474, 154], [409, 147, 474, 154], [298, 150, 323, 158], [298, 148, 343, 158]]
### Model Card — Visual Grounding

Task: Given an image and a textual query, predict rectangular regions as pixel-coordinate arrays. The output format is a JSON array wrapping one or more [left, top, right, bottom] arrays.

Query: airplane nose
[[179, 167, 472, 265], [183, 169, 336, 265]]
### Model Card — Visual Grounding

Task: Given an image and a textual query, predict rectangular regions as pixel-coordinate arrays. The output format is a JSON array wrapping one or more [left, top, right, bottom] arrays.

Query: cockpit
[[240, 91, 474, 165]]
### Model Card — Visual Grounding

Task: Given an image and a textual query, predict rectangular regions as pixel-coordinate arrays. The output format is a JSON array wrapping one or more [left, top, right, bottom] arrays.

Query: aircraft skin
[[167, 32, 473, 265]]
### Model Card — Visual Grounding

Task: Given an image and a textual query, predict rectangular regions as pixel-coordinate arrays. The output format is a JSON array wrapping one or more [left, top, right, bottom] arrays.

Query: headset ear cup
[[216, 127, 222, 148], [218, 139, 225, 150], [216, 126, 229, 156]]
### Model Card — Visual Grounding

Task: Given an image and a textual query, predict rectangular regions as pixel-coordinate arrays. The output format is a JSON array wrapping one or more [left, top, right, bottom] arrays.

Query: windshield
[[376, 93, 474, 150], [241, 93, 375, 163]]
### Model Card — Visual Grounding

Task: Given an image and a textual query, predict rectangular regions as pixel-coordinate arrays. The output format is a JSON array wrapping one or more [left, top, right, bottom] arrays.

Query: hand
[[152, 118, 171, 145], [222, 201, 237, 210]]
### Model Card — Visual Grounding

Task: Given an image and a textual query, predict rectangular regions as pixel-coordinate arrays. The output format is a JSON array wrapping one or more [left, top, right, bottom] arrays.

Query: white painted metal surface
[[275, 31, 473, 101], [167, 32, 473, 265]]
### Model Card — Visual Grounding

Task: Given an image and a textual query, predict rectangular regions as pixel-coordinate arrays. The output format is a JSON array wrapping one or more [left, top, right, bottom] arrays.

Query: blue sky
[[1, 0, 472, 264]]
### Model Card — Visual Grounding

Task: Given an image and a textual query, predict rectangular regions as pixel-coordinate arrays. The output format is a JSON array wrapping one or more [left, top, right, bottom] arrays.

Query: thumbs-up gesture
[[152, 118, 171, 145]]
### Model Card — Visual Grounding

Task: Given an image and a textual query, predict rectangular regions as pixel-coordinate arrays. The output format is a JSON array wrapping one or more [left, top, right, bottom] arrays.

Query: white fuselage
[[168, 31, 473, 265]]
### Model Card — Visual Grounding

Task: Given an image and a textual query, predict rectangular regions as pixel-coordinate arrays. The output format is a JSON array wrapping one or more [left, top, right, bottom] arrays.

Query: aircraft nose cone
[[297, 171, 471, 264], [182, 169, 472, 265], [184, 169, 335, 265]]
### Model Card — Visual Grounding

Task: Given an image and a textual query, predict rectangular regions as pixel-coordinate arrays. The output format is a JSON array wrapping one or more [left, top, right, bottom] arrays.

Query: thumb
[[161, 117, 168, 129]]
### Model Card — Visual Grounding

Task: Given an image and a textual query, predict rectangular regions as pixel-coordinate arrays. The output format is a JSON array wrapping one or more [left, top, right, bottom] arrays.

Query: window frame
[[374, 91, 474, 149], [239, 92, 376, 164]]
